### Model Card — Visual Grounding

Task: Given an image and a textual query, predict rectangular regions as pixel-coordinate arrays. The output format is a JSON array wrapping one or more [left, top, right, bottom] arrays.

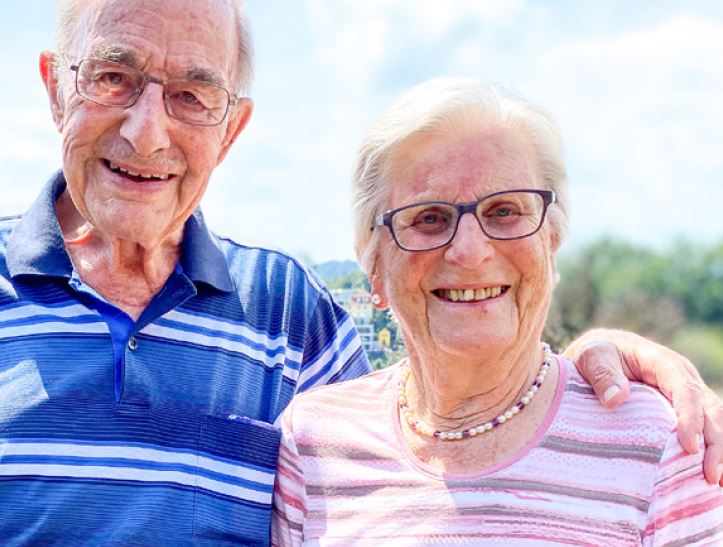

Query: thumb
[[574, 341, 632, 409]]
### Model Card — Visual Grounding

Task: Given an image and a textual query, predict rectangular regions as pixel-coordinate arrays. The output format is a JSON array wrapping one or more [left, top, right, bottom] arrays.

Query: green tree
[[326, 270, 370, 290]]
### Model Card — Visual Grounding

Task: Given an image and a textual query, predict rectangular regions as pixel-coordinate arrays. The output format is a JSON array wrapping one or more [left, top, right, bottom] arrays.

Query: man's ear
[[216, 97, 253, 165], [39, 51, 65, 131]]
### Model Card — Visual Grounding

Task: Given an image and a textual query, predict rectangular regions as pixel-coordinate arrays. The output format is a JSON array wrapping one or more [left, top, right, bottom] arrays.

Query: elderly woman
[[272, 79, 723, 545]]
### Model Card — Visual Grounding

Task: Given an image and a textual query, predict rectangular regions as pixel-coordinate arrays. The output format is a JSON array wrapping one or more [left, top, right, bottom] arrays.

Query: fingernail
[[602, 385, 621, 403]]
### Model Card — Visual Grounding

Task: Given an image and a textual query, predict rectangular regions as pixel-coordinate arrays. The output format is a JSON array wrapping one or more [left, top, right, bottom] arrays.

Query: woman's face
[[372, 124, 558, 359]]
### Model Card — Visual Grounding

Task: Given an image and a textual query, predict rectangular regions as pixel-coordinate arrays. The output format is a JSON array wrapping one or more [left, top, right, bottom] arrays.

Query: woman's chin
[[426, 322, 518, 356]]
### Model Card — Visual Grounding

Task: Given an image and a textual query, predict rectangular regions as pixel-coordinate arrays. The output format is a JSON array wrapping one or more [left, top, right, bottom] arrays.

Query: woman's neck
[[399, 342, 560, 474], [405, 342, 545, 429]]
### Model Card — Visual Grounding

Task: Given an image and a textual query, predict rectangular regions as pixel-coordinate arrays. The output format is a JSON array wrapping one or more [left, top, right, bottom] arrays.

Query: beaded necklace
[[398, 344, 553, 441]]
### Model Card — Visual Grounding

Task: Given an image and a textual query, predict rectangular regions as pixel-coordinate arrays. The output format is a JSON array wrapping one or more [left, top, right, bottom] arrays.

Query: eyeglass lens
[[390, 191, 547, 250], [74, 59, 230, 125]]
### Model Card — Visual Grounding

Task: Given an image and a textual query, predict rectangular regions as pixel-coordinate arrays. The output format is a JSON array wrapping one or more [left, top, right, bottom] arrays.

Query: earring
[[371, 293, 383, 306]]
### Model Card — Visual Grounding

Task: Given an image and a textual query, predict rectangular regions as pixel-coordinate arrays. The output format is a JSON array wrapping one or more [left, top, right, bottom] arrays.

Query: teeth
[[443, 287, 504, 302], [108, 161, 169, 181]]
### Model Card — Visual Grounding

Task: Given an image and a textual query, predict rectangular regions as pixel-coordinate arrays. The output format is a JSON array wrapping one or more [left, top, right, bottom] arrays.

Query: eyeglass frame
[[69, 58, 240, 126], [373, 188, 557, 252]]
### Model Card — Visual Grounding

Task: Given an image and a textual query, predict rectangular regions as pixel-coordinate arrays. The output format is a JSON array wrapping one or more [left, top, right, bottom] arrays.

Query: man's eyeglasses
[[373, 189, 556, 252], [70, 58, 239, 126]]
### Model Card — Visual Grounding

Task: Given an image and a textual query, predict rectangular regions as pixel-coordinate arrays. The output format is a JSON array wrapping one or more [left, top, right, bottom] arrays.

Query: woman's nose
[[443, 213, 495, 268]]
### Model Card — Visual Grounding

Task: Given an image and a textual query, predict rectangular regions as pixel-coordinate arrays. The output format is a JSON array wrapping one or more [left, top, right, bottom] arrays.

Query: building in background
[[331, 288, 378, 354]]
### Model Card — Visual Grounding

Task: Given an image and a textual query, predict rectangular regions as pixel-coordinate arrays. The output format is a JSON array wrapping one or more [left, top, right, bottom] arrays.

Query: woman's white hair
[[53, 0, 254, 94], [352, 77, 569, 274]]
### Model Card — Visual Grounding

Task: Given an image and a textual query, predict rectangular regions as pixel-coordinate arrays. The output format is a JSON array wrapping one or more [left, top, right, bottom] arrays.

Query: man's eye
[[97, 71, 128, 87], [179, 90, 201, 106], [168, 87, 213, 112]]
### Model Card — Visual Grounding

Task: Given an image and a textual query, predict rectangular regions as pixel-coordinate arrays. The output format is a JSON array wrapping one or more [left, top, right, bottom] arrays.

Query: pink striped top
[[272, 357, 723, 545]]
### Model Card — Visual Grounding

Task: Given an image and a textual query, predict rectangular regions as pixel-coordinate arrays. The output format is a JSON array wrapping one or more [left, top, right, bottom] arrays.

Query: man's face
[[42, 0, 252, 248]]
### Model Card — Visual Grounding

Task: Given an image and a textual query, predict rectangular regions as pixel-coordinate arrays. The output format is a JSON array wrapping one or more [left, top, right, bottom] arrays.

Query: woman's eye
[[410, 210, 452, 232], [485, 203, 522, 219]]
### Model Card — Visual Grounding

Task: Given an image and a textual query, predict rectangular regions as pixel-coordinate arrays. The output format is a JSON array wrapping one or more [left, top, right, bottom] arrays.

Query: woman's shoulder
[[285, 364, 399, 420], [558, 357, 676, 445]]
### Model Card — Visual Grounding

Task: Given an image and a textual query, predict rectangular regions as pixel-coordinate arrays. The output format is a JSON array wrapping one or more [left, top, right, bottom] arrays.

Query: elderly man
[[0, 0, 720, 544]]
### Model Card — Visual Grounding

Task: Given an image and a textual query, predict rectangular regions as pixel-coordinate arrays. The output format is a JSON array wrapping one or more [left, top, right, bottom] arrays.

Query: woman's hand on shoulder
[[563, 328, 723, 487]]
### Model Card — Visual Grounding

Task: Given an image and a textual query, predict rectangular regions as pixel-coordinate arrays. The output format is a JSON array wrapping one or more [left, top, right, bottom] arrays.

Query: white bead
[[498, 415, 507, 423], [504, 411, 513, 420], [455, 432, 463, 440], [469, 428, 477, 436], [521, 396, 530, 405], [484, 423, 493, 431], [510, 406, 520, 415], [530, 385, 538, 393]]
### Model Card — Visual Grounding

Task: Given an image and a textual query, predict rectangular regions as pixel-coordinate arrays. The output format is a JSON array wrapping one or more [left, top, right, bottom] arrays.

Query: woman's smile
[[432, 285, 509, 303]]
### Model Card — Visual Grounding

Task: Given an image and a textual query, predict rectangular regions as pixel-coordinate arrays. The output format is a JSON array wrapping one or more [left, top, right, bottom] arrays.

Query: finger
[[701, 393, 723, 485], [672, 381, 706, 455], [702, 443, 723, 486], [574, 340, 632, 409]]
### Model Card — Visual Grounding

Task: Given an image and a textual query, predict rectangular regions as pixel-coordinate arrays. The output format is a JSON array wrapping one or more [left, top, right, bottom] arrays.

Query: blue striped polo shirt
[[0, 172, 371, 545]]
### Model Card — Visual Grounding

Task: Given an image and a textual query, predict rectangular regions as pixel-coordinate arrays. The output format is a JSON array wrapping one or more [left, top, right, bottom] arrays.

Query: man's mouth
[[104, 160, 171, 182], [433, 286, 509, 302]]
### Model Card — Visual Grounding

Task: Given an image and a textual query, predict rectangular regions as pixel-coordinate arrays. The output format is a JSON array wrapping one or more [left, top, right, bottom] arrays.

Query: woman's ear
[[369, 265, 389, 310], [551, 256, 561, 286]]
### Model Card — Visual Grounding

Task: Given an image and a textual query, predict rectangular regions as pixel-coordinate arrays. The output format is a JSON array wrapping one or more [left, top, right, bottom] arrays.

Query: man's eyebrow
[[85, 47, 226, 87], [94, 47, 138, 67], [185, 68, 224, 87]]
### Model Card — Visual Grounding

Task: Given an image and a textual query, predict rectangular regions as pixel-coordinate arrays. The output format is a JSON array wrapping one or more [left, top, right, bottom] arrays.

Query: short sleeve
[[642, 432, 723, 545], [271, 403, 306, 546], [296, 290, 370, 393]]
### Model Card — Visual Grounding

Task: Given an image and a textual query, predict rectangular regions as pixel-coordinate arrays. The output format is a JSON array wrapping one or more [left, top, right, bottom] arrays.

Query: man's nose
[[119, 82, 172, 156]]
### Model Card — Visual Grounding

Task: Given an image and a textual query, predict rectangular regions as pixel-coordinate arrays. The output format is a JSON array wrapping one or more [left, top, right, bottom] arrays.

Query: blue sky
[[1, 1, 722, 264]]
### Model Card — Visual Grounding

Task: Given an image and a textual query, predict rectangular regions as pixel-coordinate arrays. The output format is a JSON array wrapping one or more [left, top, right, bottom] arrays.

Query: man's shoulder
[[215, 236, 316, 274], [0, 215, 22, 238], [213, 235, 330, 296], [0, 215, 22, 263]]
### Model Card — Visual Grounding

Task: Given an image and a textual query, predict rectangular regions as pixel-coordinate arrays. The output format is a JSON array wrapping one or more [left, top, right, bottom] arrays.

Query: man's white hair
[[351, 77, 569, 274], [53, 0, 254, 94]]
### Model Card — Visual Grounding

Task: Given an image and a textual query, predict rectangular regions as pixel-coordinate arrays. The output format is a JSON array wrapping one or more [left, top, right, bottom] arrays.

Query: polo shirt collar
[[181, 208, 233, 292], [7, 171, 72, 279], [8, 171, 233, 293]]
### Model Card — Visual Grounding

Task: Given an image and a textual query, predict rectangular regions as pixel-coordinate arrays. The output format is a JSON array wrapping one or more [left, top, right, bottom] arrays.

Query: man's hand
[[563, 328, 723, 486]]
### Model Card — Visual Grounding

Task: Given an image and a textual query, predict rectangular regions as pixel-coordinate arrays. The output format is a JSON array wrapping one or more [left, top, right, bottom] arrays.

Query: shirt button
[[128, 337, 138, 351]]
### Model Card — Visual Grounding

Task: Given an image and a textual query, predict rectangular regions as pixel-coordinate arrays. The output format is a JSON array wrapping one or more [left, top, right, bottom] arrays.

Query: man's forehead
[[70, 0, 237, 85]]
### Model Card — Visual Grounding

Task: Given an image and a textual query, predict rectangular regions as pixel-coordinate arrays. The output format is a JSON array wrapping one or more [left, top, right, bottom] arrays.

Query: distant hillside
[[313, 260, 361, 283]]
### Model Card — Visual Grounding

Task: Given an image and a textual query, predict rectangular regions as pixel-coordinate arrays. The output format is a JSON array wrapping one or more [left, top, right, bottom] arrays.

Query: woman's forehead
[[384, 126, 540, 206]]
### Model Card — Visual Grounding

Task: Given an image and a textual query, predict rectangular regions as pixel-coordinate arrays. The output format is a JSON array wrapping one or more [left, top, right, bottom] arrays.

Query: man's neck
[[56, 191, 182, 321]]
